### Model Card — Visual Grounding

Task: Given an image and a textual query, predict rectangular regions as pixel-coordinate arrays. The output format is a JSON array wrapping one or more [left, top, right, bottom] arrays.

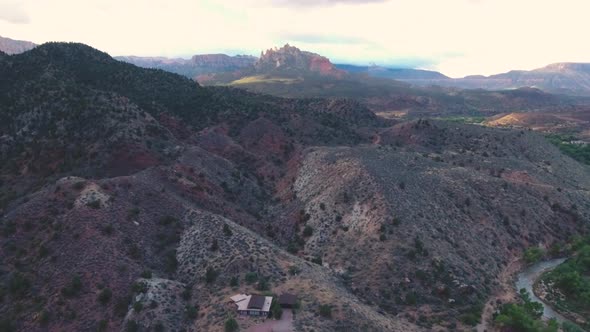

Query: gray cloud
[[0, 3, 30, 24], [272, 0, 389, 7]]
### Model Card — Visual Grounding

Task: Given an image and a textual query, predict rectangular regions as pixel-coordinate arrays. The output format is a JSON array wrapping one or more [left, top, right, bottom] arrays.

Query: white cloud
[[271, 0, 389, 7], [0, 0, 589, 77], [0, 2, 31, 24]]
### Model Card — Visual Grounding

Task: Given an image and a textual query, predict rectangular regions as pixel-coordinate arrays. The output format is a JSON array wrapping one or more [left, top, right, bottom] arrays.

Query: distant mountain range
[[117, 45, 590, 97], [115, 54, 256, 81], [3, 35, 590, 97], [0, 35, 37, 55], [401, 62, 590, 96]]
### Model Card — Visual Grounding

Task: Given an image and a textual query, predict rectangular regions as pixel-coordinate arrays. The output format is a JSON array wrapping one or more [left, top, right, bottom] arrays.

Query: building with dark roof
[[230, 293, 273, 317], [278, 293, 297, 308]]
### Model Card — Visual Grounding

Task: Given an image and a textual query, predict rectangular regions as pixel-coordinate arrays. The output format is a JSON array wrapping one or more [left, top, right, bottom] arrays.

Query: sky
[[0, 0, 589, 78]]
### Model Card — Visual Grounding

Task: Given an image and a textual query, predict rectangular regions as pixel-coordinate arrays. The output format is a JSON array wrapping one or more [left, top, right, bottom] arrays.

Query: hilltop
[[1, 42, 590, 332]]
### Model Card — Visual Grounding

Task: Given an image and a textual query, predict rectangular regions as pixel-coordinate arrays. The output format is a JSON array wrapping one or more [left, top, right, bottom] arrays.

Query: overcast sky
[[1, 0, 588, 77]]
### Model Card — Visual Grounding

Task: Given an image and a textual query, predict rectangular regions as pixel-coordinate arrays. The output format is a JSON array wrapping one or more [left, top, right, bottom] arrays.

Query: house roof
[[231, 294, 273, 312], [248, 295, 266, 310], [278, 293, 297, 305]]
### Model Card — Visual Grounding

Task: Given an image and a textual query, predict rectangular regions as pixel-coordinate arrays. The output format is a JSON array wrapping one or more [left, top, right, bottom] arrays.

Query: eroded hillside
[[1, 43, 590, 332]]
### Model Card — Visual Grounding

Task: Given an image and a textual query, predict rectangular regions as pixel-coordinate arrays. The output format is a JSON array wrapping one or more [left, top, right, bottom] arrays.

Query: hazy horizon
[[1, 0, 589, 78]]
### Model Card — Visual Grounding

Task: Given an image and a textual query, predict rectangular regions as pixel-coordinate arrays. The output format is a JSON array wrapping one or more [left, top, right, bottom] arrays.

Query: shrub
[[223, 224, 233, 236], [154, 321, 165, 332], [178, 286, 190, 301], [114, 295, 132, 317], [86, 200, 101, 209], [133, 301, 143, 312], [185, 305, 198, 320], [245, 272, 258, 284], [205, 267, 218, 284], [158, 216, 177, 226], [288, 266, 300, 276], [97, 288, 112, 305], [125, 320, 139, 332], [224, 317, 239, 332], [132, 281, 148, 294], [319, 304, 332, 318], [97, 319, 108, 332], [524, 247, 543, 264], [210, 239, 219, 251], [303, 226, 313, 237], [8, 272, 30, 297], [256, 277, 269, 291], [127, 207, 140, 220], [39, 310, 50, 326], [405, 292, 417, 305], [271, 298, 283, 319], [140, 270, 152, 279], [563, 321, 585, 332], [230, 276, 239, 287], [494, 289, 546, 331], [61, 275, 82, 297], [101, 224, 114, 236], [164, 250, 178, 273]]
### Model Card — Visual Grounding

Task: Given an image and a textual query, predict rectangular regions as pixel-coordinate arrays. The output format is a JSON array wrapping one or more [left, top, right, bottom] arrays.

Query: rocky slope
[[0, 36, 36, 55], [1, 43, 590, 332]]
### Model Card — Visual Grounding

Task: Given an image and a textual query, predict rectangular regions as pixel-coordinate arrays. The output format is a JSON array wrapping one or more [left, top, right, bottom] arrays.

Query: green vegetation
[[459, 303, 484, 326], [205, 267, 218, 284], [97, 288, 112, 305], [319, 304, 332, 318], [303, 225, 313, 237], [133, 301, 143, 312], [541, 242, 590, 327], [546, 134, 590, 165], [224, 317, 239, 332], [256, 276, 270, 291], [7, 272, 30, 298], [61, 275, 82, 297], [270, 297, 283, 319], [125, 320, 139, 332], [244, 272, 258, 284], [494, 288, 557, 332], [524, 247, 544, 264], [185, 305, 198, 320], [223, 224, 233, 237]]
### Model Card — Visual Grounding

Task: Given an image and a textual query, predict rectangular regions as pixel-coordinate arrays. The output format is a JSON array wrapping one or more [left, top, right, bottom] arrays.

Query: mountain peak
[[255, 44, 345, 77]]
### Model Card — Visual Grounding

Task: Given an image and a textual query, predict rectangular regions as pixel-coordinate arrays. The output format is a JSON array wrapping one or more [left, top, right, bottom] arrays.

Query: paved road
[[246, 309, 294, 332]]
